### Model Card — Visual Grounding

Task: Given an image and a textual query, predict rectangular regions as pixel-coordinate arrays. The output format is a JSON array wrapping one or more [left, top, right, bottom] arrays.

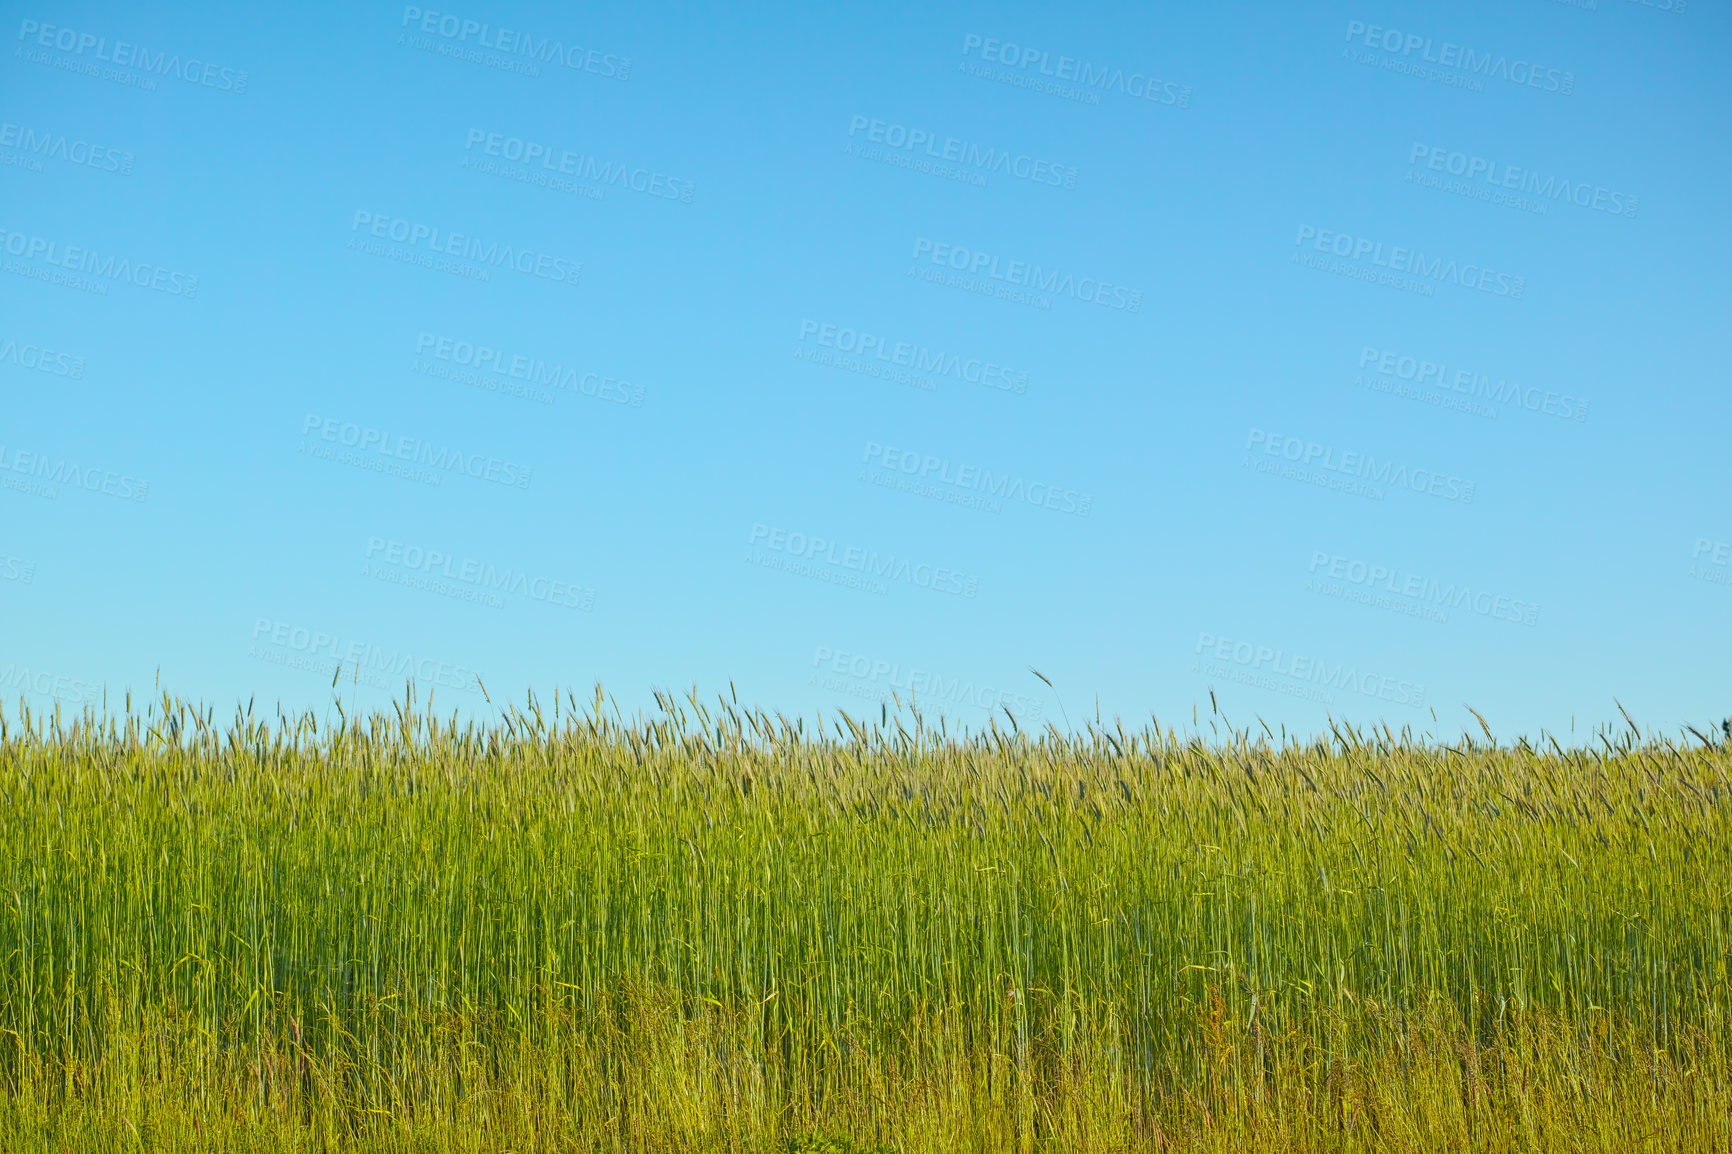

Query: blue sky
[[2, 0, 1726, 740]]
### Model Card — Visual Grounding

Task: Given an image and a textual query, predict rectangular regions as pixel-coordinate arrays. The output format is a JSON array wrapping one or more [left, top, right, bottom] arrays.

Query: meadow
[[0, 686, 1727, 1152]]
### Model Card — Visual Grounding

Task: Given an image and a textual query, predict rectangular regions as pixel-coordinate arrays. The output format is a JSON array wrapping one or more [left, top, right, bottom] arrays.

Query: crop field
[[0, 689, 1728, 1152]]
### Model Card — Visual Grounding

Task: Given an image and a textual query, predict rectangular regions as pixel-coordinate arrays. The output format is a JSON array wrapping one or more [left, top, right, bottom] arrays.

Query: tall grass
[[0, 687, 1728, 1151]]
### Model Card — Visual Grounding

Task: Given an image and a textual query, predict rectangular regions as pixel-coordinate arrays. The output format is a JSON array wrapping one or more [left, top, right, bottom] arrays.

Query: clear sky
[[2, 0, 1726, 741]]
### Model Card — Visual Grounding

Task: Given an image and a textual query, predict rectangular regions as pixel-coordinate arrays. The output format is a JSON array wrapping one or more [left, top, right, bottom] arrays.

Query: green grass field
[[0, 688, 1727, 1151]]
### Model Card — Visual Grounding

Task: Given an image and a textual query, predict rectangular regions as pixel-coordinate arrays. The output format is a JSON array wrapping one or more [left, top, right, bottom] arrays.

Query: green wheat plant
[[0, 686, 1727, 1151]]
